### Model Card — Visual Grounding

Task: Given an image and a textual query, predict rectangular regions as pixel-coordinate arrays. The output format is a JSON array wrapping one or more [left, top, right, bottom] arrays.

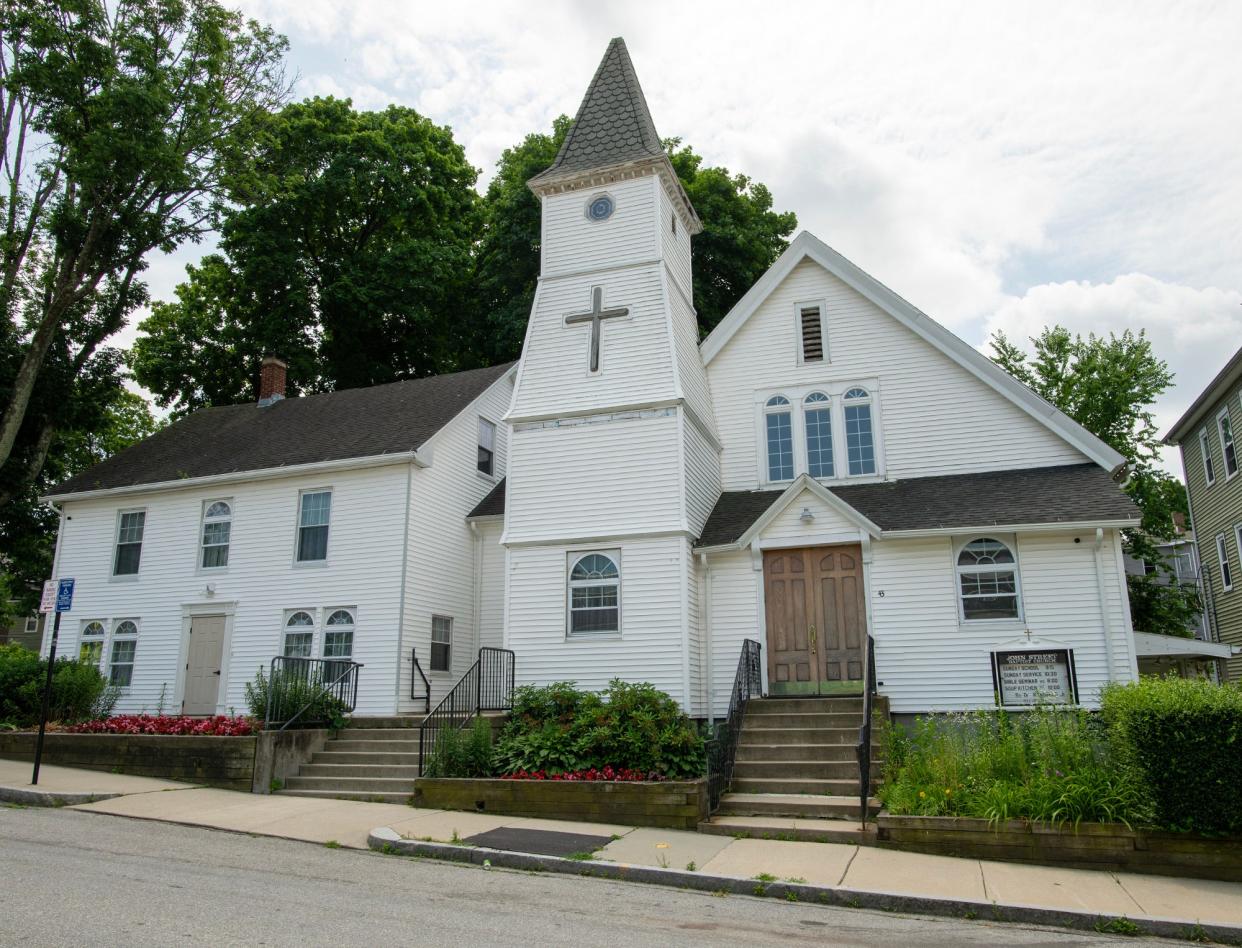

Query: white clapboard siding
[[705, 550, 763, 719], [666, 273, 716, 432], [541, 177, 658, 280], [55, 464, 411, 717], [505, 411, 684, 543], [707, 258, 1089, 490], [510, 263, 678, 420], [758, 488, 861, 543], [659, 182, 693, 306], [476, 521, 505, 652], [683, 412, 722, 538], [398, 374, 514, 712], [684, 540, 703, 717], [505, 536, 689, 703]]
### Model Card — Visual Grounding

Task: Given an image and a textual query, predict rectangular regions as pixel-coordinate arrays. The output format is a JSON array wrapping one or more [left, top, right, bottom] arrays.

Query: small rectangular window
[[1220, 534, 1235, 591], [477, 418, 496, 476], [24, 616, 37, 634], [297, 491, 332, 562], [1201, 429, 1217, 485], [114, 510, 145, 576], [1219, 409, 1238, 479], [431, 615, 452, 671], [799, 306, 824, 362]]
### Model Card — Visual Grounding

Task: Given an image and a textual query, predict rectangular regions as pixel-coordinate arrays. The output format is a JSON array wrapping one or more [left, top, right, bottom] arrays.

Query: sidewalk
[[5, 758, 1240, 939], [0, 757, 191, 805]]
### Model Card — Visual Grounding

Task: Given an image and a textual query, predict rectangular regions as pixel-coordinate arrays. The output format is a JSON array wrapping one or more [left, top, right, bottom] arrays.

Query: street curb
[[367, 827, 1241, 943], [0, 786, 122, 807]]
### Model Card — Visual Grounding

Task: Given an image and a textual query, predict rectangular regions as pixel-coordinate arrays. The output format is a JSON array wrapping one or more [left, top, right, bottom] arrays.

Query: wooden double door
[[763, 545, 867, 695]]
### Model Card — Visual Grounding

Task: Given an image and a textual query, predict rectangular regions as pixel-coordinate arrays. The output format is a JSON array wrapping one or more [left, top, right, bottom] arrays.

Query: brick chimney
[[258, 356, 287, 406]]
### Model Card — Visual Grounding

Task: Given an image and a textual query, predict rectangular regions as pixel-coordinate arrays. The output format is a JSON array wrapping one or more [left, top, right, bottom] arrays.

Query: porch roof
[[695, 463, 1139, 550]]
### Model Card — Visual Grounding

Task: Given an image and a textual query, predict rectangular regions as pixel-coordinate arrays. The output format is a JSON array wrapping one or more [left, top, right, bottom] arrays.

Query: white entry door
[[184, 615, 226, 715]]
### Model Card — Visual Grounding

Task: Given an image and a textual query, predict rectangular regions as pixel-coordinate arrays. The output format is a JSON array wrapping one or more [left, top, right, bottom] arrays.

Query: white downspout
[[1094, 527, 1118, 681], [469, 521, 483, 655], [699, 552, 714, 727]]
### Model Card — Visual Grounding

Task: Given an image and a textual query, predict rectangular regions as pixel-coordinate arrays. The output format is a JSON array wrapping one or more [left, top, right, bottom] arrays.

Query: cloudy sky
[[141, 0, 1242, 471]]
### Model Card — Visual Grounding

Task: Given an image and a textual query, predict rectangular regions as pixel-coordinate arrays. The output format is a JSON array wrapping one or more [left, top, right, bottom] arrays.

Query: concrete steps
[[276, 717, 423, 803]]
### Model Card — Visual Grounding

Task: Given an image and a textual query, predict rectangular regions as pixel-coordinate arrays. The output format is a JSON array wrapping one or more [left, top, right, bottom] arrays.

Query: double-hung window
[[843, 388, 877, 476], [283, 611, 315, 657], [109, 620, 138, 687], [323, 609, 355, 658], [1218, 408, 1238, 479], [431, 615, 452, 672], [1218, 534, 1234, 591], [113, 510, 145, 576], [79, 621, 105, 666], [478, 419, 496, 476], [296, 490, 332, 563], [1201, 429, 1217, 485], [568, 551, 620, 635], [956, 537, 1022, 620], [201, 501, 232, 569], [764, 396, 794, 481], [803, 393, 834, 478]]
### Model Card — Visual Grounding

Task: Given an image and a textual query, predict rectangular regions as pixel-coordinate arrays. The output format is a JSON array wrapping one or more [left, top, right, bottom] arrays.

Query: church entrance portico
[[762, 544, 867, 696]]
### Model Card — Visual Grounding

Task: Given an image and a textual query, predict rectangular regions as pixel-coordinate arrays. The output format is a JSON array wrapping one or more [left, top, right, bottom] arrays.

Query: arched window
[[764, 395, 794, 482], [79, 621, 105, 666], [956, 538, 1021, 620], [109, 620, 138, 687], [201, 500, 232, 569], [803, 392, 834, 478], [323, 609, 355, 658], [843, 388, 876, 476], [568, 552, 620, 634], [283, 610, 314, 658]]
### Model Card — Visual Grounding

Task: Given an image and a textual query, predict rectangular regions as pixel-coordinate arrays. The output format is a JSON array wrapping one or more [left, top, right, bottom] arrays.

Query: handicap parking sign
[[56, 578, 75, 613]]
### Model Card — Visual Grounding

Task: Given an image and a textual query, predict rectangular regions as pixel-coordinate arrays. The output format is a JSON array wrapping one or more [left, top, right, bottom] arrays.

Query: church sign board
[[991, 648, 1078, 707]]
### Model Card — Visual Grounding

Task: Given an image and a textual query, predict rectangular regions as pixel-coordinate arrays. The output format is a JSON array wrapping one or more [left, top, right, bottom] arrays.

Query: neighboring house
[[0, 608, 42, 652], [1165, 345, 1242, 682], [45, 38, 1144, 721]]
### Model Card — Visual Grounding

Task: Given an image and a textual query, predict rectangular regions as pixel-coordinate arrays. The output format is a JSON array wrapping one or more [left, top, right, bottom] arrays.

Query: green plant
[[323, 840, 340, 849], [422, 718, 495, 779], [244, 667, 350, 729], [0, 644, 115, 726], [565, 851, 596, 861], [785, 891, 798, 902], [1102, 676, 1242, 834], [684, 861, 697, 872], [269, 778, 284, 792], [1095, 917, 1143, 936], [753, 872, 777, 882]]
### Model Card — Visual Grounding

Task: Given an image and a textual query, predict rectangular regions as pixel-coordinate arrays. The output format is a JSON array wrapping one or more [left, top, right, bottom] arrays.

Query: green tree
[[990, 327, 1200, 635], [0, 0, 289, 504], [471, 119, 797, 363], [133, 97, 481, 413]]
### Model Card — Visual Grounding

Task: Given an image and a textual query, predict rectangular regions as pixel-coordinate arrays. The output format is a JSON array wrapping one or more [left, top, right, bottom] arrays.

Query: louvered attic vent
[[800, 306, 824, 362]]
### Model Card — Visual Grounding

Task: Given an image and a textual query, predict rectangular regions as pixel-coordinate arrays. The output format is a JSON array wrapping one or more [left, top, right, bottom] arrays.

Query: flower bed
[[68, 714, 256, 736], [501, 766, 664, 782]]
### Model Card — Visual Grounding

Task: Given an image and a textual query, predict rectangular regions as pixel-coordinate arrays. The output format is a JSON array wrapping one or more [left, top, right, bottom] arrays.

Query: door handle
[[213, 670, 221, 676], [809, 625, 817, 649]]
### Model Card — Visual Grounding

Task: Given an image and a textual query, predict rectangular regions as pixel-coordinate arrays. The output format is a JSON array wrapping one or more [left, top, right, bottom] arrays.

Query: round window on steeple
[[586, 193, 615, 222]]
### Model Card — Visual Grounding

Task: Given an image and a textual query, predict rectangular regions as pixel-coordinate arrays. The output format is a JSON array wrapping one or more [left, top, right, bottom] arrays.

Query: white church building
[[43, 38, 1141, 724]]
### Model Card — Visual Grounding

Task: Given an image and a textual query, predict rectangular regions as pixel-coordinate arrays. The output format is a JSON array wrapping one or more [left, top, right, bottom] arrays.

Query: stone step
[[343, 716, 425, 729], [298, 763, 422, 779], [739, 727, 865, 746], [714, 792, 880, 819], [310, 751, 422, 766], [732, 759, 867, 780], [731, 776, 875, 796], [284, 775, 418, 793], [325, 739, 421, 753], [334, 727, 423, 741], [748, 697, 866, 713], [736, 743, 878, 762], [741, 712, 866, 729], [277, 789, 413, 804], [698, 815, 877, 845]]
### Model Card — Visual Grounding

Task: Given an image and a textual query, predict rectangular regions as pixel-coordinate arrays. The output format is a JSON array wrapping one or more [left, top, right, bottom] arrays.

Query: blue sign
[[55, 578, 75, 613]]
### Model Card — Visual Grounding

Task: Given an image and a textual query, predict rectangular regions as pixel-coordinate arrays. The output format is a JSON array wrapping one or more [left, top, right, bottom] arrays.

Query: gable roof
[[699, 231, 1127, 474], [47, 363, 516, 500], [729, 475, 883, 547], [529, 37, 664, 184], [468, 477, 506, 520], [695, 463, 1139, 550], [1163, 344, 1242, 444]]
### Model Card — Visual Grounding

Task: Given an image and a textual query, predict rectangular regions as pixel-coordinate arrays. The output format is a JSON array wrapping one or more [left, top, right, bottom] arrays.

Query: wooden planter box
[[412, 777, 710, 830], [876, 813, 1242, 883], [0, 731, 257, 791]]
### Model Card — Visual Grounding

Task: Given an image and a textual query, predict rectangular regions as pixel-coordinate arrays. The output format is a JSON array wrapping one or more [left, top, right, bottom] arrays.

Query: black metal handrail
[[418, 647, 515, 764], [855, 634, 877, 827], [706, 639, 762, 812], [264, 656, 362, 731], [410, 648, 431, 714]]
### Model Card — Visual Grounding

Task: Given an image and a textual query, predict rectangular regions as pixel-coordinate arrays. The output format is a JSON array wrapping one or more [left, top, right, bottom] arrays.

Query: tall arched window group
[[764, 387, 878, 483]]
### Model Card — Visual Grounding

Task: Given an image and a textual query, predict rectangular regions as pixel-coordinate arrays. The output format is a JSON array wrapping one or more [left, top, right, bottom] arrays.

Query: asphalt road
[[0, 806, 1177, 947]]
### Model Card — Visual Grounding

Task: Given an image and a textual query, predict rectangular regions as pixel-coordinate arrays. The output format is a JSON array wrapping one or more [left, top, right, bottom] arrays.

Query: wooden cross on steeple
[[565, 286, 629, 373]]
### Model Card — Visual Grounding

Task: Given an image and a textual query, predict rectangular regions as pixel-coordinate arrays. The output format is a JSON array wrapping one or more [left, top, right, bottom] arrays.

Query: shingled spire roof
[[530, 38, 665, 183]]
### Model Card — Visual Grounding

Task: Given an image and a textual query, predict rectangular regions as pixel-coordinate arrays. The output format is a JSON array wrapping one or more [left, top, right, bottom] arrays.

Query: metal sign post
[[32, 578, 74, 786]]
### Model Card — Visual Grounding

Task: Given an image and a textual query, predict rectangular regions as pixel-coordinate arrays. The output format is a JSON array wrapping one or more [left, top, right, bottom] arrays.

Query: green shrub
[[244, 668, 349, 730], [494, 679, 706, 779], [1101, 676, 1242, 834], [0, 644, 116, 727], [423, 717, 494, 778], [878, 706, 1153, 828]]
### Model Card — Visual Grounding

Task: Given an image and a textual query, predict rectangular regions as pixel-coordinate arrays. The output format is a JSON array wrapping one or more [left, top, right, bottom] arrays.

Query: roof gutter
[[42, 449, 430, 504]]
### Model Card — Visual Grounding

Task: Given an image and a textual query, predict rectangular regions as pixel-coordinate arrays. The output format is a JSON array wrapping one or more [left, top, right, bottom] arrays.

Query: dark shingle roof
[[696, 464, 1139, 548], [468, 478, 506, 519], [1163, 344, 1242, 444], [529, 37, 664, 183], [49, 363, 515, 497]]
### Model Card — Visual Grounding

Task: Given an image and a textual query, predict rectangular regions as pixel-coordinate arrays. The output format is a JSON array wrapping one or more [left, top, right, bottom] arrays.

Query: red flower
[[66, 714, 256, 736]]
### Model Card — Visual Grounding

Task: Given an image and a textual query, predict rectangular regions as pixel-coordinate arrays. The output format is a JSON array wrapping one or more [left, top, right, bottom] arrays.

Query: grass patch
[[1094, 917, 1143, 936], [323, 840, 341, 849], [753, 872, 777, 882]]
